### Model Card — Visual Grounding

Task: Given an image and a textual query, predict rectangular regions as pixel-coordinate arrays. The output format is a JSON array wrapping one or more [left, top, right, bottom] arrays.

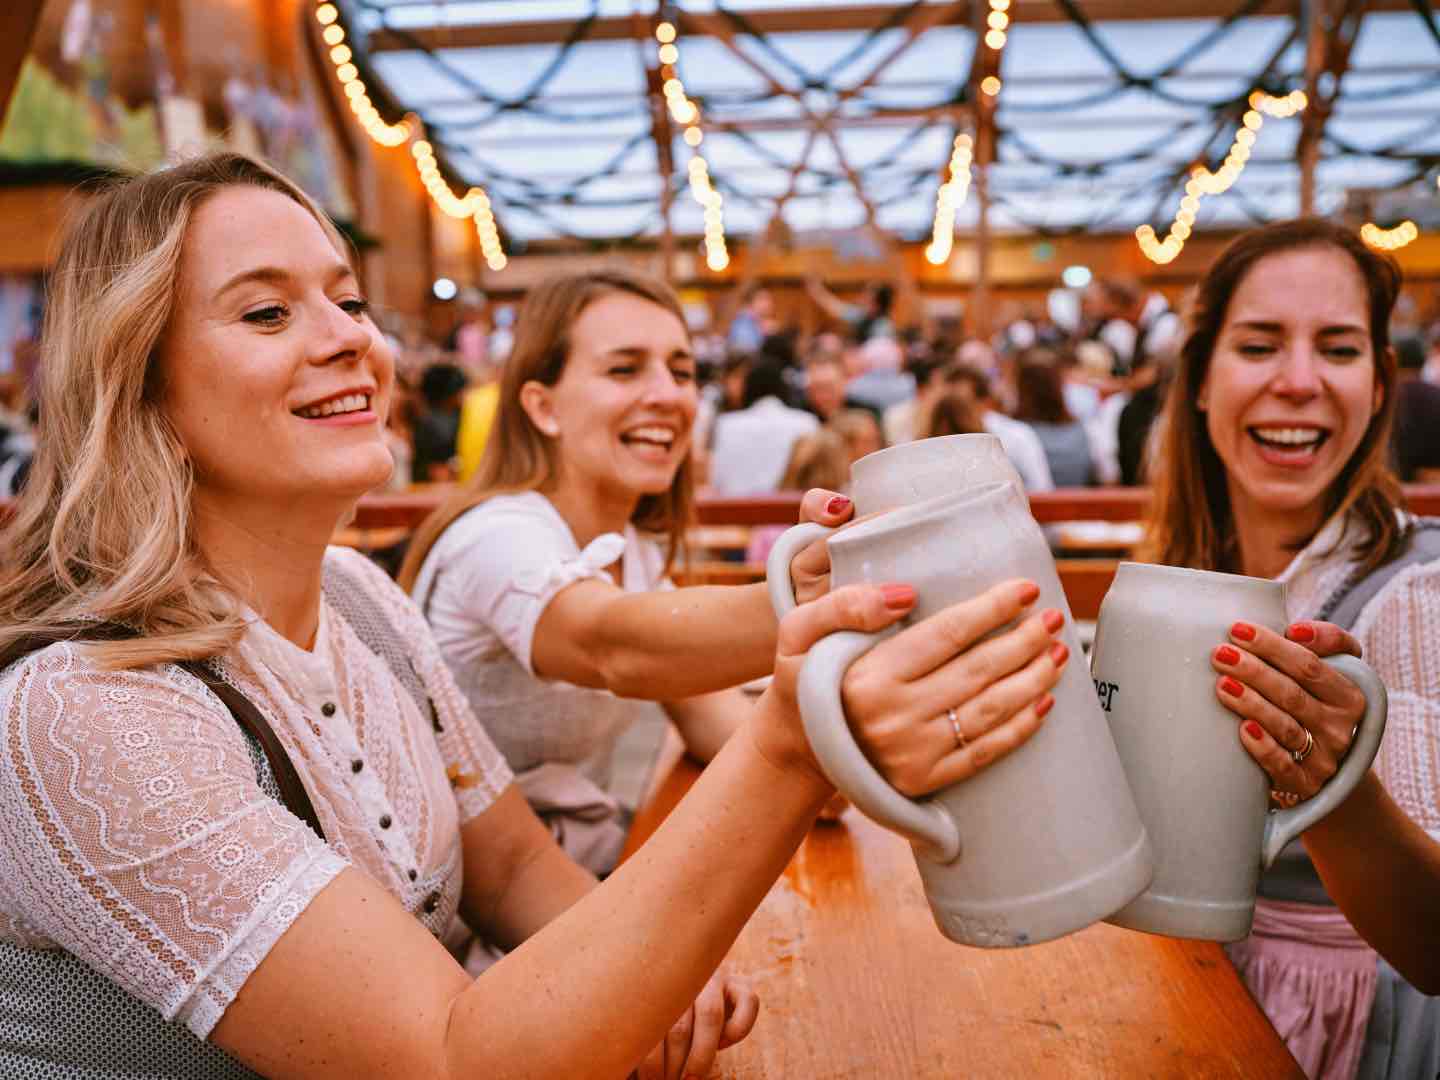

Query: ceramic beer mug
[[768, 482, 1154, 948], [1092, 562, 1388, 942]]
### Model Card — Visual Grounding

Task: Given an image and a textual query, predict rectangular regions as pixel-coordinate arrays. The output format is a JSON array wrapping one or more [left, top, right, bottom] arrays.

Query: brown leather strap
[[3, 625, 325, 841]]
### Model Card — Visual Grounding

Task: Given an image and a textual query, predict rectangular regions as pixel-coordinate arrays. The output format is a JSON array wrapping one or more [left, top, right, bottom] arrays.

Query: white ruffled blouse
[[0, 547, 513, 1067]]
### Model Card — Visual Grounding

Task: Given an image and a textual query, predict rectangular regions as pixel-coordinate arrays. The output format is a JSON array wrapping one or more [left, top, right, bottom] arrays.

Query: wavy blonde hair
[[398, 268, 694, 589], [0, 152, 348, 670]]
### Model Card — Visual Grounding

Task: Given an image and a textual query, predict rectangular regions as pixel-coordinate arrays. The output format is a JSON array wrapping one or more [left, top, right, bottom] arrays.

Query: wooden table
[[622, 761, 1301, 1079]]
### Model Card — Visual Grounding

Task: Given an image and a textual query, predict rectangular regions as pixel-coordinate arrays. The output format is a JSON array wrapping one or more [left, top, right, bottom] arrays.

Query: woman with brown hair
[[398, 270, 864, 875], [1139, 218, 1440, 1078], [0, 152, 1069, 1078], [1013, 351, 1096, 487]]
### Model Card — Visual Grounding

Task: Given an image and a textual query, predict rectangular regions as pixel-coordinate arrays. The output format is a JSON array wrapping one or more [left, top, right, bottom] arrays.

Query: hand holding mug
[[1212, 619, 1370, 801], [785, 489, 858, 606]]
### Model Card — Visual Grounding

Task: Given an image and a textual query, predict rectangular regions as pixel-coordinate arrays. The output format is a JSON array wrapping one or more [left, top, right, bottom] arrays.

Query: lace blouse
[[0, 547, 513, 1076], [1277, 512, 1440, 833]]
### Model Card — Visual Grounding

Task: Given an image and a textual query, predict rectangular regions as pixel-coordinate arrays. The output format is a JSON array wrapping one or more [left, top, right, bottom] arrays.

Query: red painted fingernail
[[1214, 645, 1241, 666], [1287, 622, 1316, 644], [881, 584, 916, 610], [1244, 721, 1263, 740], [1231, 622, 1256, 642], [1050, 642, 1070, 666], [826, 495, 852, 515], [1036, 694, 1055, 718], [1042, 608, 1064, 633], [1221, 676, 1244, 698], [1017, 581, 1041, 605]]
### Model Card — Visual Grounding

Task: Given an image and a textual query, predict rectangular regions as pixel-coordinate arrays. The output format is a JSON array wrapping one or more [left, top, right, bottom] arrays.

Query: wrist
[[743, 696, 834, 804]]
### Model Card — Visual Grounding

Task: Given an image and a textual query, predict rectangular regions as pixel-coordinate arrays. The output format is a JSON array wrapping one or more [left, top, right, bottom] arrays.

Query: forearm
[[667, 688, 750, 763], [1302, 771, 1440, 993], [482, 840, 598, 950], [594, 583, 777, 698], [448, 715, 830, 1078]]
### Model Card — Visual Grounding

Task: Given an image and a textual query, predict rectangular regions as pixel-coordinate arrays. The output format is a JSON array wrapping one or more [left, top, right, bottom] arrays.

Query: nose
[[311, 297, 373, 366], [1271, 343, 1321, 401], [640, 364, 692, 409]]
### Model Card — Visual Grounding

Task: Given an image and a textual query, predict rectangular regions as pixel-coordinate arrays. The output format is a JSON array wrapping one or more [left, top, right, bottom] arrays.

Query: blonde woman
[[0, 152, 1069, 1079], [399, 271, 853, 873]]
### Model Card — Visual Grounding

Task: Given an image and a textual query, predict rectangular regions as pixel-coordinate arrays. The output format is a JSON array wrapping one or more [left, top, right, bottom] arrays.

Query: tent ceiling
[[347, 1, 1440, 246]]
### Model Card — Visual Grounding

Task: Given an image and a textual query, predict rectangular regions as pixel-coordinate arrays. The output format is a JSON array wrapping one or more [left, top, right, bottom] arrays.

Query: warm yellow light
[[330, 44, 352, 64], [344, 80, 366, 98], [988, 11, 1009, 30], [1290, 90, 1308, 109], [981, 75, 1002, 96], [684, 126, 703, 146], [663, 78, 684, 97], [991, 0, 1011, 9], [1242, 110, 1262, 130], [336, 63, 358, 83], [658, 43, 679, 65], [316, 4, 339, 25], [985, 29, 1007, 49], [656, 22, 677, 43], [322, 24, 345, 46]]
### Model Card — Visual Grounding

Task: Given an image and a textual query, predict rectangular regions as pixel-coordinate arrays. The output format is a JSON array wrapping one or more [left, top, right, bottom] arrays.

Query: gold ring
[[1292, 727, 1315, 764], [948, 707, 966, 750]]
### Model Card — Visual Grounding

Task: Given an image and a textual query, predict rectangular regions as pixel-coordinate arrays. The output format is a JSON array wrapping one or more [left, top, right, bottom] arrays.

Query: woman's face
[[157, 186, 395, 508], [524, 292, 697, 503], [1200, 246, 1383, 530]]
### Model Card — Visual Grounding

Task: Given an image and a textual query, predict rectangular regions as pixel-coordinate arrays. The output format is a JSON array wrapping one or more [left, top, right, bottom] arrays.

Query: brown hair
[[0, 152, 347, 670], [399, 268, 694, 588], [1137, 218, 1404, 576], [1013, 351, 1074, 425], [779, 429, 849, 492]]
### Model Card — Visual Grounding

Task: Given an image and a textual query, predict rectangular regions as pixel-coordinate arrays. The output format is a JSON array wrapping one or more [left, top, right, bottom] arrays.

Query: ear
[[1196, 370, 1210, 412], [519, 380, 561, 438]]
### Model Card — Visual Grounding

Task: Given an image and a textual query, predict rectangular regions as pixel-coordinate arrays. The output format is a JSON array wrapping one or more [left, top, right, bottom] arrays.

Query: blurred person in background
[[805, 276, 897, 344], [883, 353, 949, 445], [1013, 352, 1096, 487], [726, 285, 778, 354], [411, 361, 468, 484], [846, 337, 914, 414], [802, 349, 849, 422], [711, 359, 819, 495], [944, 363, 1054, 492], [1084, 275, 1184, 384], [745, 428, 852, 565], [828, 408, 885, 465], [1392, 331, 1440, 484]]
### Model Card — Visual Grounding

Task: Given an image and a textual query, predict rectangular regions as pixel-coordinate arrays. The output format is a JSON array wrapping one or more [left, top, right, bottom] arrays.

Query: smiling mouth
[[620, 426, 678, 452], [294, 392, 372, 419], [1248, 426, 1329, 454]]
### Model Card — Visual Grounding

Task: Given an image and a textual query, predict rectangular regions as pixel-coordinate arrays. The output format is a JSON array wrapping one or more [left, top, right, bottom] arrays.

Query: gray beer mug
[[767, 482, 1154, 948], [1092, 562, 1388, 942]]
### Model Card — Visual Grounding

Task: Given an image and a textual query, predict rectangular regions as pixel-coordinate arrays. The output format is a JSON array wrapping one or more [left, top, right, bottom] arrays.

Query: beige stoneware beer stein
[[768, 482, 1153, 948], [848, 432, 1023, 514], [1092, 562, 1387, 942]]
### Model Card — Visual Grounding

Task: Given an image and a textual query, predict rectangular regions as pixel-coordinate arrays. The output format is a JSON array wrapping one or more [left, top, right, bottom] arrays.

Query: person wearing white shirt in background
[[942, 361, 1054, 492], [709, 359, 820, 495]]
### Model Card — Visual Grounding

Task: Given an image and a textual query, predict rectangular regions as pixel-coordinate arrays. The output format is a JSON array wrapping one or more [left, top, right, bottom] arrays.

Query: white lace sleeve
[[327, 548, 514, 824], [1354, 558, 1440, 833], [0, 645, 347, 1040]]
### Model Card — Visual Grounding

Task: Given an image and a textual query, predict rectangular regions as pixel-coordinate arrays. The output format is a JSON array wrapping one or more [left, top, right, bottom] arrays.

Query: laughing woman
[[399, 270, 853, 874], [0, 153, 1069, 1079], [1139, 219, 1440, 1079]]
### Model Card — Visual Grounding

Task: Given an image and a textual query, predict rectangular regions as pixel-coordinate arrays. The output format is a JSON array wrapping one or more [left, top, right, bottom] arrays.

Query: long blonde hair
[[1137, 219, 1404, 576], [399, 268, 694, 588], [0, 152, 349, 670]]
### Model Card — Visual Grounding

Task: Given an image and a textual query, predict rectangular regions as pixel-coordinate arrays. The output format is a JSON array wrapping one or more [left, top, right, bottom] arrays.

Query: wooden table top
[[622, 761, 1301, 1080]]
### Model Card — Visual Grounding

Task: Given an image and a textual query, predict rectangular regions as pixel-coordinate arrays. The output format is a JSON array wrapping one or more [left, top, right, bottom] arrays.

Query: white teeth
[[1253, 427, 1324, 447], [297, 392, 371, 419], [624, 426, 675, 447]]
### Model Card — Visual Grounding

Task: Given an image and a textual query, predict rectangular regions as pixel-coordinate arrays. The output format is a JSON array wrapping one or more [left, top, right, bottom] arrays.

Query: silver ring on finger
[[1291, 726, 1315, 764], [947, 707, 966, 751]]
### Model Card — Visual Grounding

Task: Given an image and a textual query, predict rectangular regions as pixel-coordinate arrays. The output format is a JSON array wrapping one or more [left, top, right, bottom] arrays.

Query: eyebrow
[[214, 261, 355, 300], [1231, 319, 1366, 336], [603, 344, 695, 361]]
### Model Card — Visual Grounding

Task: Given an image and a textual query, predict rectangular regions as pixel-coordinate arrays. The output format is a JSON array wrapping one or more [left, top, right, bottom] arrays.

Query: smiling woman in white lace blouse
[[0, 152, 1071, 1080], [1138, 218, 1440, 1079]]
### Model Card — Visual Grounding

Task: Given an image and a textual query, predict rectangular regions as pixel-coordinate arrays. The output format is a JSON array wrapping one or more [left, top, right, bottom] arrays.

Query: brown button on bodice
[[321, 702, 337, 717]]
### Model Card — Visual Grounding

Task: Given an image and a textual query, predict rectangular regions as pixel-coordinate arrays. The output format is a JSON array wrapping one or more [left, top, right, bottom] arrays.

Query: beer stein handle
[[765, 522, 836, 618], [798, 629, 962, 863], [1261, 654, 1388, 867]]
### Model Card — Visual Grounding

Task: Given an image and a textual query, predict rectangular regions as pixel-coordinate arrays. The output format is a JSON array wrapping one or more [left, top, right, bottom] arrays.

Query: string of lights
[[924, 133, 974, 266], [1360, 220, 1418, 251], [981, 0, 1010, 97], [656, 19, 728, 272], [314, 1, 506, 272], [1136, 89, 1306, 265]]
